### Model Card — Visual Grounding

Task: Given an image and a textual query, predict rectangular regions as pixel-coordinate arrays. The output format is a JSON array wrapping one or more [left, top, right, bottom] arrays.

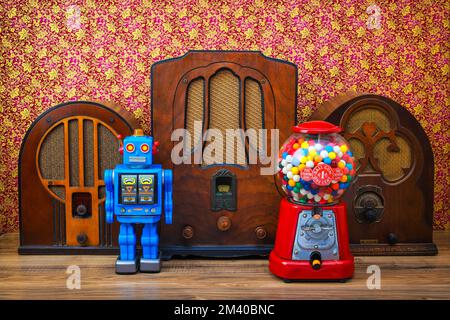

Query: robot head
[[122, 129, 153, 166]]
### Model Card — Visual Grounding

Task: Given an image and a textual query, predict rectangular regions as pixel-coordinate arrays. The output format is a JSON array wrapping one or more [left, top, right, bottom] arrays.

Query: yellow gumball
[[293, 143, 300, 150], [307, 155, 314, 161], [299, 164, 306, 170], [340, 145, 348, 153], [341, 175, 348, 182], [314, 155, 322, 162], [291, 167, 299, 175], [301, 141, 309, 149], [328, 152, 336, 160], [288, 179, 296, 187], [338, 161, 345, 169], [309, 149, 317, 156], [300, 156, 307, 164]]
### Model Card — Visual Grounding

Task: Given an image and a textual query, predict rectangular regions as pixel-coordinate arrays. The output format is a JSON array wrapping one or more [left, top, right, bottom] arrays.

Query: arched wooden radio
[[310, 92, 437, 255], [19, 101, 138, 254], [152, 51, 297, 257]]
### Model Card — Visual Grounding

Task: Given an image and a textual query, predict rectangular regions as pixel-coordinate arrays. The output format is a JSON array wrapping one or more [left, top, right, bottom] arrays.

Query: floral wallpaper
[[0, 0, 449, 234]]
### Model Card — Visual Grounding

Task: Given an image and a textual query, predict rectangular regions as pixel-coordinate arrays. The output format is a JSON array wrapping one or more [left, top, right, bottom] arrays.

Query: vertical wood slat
[[93, 120, 99, 187], [78, 118, 84, 187], [63, 120, 69, 185], [93, 120, 102, 246]]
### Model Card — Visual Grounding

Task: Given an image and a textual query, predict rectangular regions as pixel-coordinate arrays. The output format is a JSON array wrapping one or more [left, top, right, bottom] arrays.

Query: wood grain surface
[[0, 232, 449, 300]]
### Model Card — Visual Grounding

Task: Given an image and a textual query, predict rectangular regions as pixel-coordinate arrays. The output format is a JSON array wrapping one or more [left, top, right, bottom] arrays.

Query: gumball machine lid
[[293, 120, 342, 134]]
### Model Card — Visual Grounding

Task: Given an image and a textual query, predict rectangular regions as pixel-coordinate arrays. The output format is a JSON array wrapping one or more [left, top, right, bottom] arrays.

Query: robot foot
[[115, 258, 139, 274], [140, 254, 161, 273]]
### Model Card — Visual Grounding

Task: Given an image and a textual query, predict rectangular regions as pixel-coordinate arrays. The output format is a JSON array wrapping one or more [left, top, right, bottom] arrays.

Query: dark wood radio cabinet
[[152, 51, 297, 258], [310, 92, 437, 256]]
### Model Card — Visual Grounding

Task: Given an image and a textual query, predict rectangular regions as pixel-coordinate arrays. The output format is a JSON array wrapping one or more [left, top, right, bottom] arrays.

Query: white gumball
[[314, 195, 321, 202], [306, 160, 314, 168], [315, 143, 323, 151], [286, 155, 292, 162], [286, 164, 293, 170], [333, 146, 340, 153], [286, 171, 294, 179], [293, 174, 300, 182], [282, 167, 288, 174], [320, 150, 328, 158], [281, 159, 287, 167], [323, 194, 331, 200], [307, 193, 314, 199], [300, 189, 307, 195]]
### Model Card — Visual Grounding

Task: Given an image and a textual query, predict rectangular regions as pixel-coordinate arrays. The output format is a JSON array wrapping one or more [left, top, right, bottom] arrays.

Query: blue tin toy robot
[[105, 129, 172, 274]]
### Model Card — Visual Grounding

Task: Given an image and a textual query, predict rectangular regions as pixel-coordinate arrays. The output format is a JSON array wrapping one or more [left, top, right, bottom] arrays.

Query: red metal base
[[269, 198, 354, 281], [269, 251, 354, 281]]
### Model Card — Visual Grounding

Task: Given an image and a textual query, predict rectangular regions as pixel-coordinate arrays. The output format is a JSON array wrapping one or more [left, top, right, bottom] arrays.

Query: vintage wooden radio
[[19, 101, 138, 254], [310, 92, 437, 255], [152, 51, 297, 258]]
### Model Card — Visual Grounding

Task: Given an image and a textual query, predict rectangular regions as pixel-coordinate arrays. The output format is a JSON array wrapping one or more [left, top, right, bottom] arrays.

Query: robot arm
[[105, 169, 115, 224], [163, 169, 173, 224]]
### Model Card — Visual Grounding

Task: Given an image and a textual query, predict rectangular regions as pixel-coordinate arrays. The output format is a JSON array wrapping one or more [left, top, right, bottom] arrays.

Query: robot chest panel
[[292, 209, 339, 260], [119, 173, 158, 207]]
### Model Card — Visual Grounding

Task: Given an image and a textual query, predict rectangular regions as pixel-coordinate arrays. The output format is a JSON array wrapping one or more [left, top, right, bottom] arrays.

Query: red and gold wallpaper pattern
[[0, 0, 449, 233]]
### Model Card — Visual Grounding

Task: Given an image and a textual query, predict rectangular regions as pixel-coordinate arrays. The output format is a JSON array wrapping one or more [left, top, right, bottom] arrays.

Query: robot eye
[[125, 143, 135, 153], [140, 143, 150, 153]]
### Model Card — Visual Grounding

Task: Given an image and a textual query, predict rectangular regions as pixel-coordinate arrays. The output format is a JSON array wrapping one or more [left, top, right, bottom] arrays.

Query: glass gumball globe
[[277, 121, 356, 205]]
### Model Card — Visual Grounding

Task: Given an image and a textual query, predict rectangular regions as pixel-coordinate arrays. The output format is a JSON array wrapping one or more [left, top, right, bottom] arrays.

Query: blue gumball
[[325, 145, 333, 152], [282, 152, 288, 159], [323, 157, 332, 165], [291, 157, 300, 166], [286, 185, 293, 191], [346, 163, 353, 170]]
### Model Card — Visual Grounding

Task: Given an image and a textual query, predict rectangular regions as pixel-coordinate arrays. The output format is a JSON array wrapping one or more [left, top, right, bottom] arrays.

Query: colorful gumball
[[277, 121, 356, 204]]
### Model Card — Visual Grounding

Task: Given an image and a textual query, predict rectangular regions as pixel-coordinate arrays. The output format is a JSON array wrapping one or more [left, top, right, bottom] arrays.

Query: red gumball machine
[[269, 121, 355, 281]]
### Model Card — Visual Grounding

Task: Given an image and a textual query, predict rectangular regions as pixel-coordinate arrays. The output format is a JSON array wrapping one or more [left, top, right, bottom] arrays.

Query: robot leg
[[140, 222, 160, 273], [116, 223, 138, 274]]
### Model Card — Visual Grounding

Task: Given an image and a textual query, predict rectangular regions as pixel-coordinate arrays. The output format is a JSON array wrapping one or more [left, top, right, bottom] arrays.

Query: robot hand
[[105, 169, 114, 224], [164, 169, 173, 225]]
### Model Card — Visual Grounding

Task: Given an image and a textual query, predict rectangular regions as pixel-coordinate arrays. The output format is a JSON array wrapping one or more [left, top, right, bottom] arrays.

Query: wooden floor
[[0, 232, 449, 300]]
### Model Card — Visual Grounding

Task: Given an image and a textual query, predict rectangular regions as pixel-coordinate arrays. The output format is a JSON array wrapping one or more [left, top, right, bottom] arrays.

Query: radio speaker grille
[[186, 78, 204, 151], [39, 123, 64, 181], [185, 70, 264, 166]]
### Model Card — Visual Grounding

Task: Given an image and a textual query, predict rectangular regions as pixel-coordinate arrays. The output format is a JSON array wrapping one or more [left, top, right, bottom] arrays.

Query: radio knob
[[387, 233, 398, 245], [77, 233, 88, 246], [182, 226, 194, 239], [255, 226, 267, 240], [217, 216, 231, 231], [76, 204, 88, 216], [354, 189, 384, 224]]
